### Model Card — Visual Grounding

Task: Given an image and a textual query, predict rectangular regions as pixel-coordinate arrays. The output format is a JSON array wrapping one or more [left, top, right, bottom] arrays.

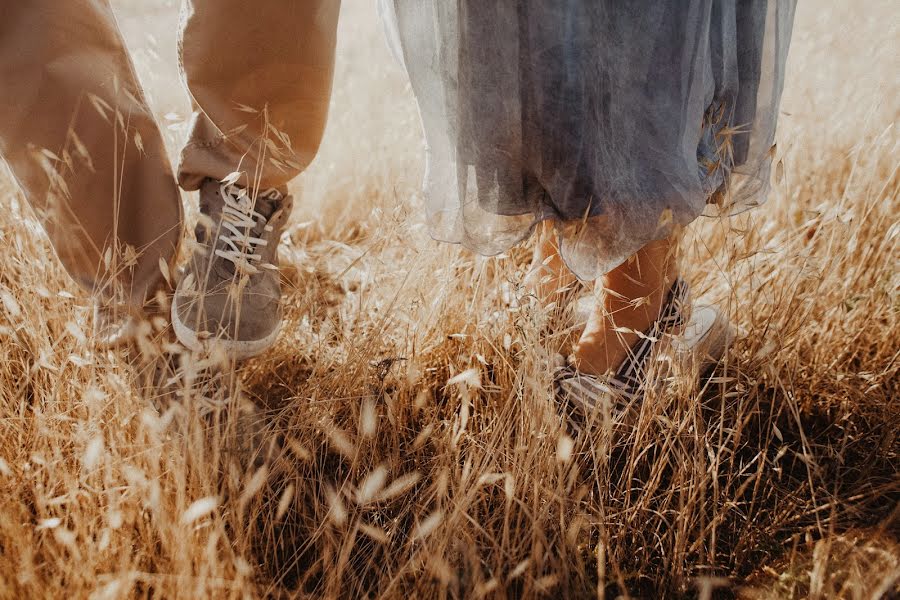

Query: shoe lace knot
[[215, 183, 282, 275]]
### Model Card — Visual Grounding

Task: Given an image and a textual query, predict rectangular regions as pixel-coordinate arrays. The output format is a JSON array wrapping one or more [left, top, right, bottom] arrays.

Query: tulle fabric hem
[[423, 159, 776, 282]]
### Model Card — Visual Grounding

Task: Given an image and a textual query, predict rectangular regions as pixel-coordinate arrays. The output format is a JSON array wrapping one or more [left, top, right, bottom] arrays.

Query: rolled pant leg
[[0, 0, 182, 306], [177, 0, 341, 192]]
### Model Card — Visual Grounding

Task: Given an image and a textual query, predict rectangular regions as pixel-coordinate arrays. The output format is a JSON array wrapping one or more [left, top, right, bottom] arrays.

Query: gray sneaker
[[172, 178, 292, 360]]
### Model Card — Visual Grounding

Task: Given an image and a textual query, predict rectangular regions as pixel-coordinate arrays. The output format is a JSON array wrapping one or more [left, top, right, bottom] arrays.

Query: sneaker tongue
[[252, 193, 281, 223], [249, 192, 285, 244], [220, 190, 281, 276]]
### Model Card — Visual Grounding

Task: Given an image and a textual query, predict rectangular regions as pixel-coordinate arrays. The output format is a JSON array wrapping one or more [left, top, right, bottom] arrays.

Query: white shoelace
[[214, 183, 281, 275]]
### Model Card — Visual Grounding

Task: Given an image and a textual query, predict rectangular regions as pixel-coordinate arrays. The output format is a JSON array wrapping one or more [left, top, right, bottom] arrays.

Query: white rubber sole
[[170, 294, 281, 362]]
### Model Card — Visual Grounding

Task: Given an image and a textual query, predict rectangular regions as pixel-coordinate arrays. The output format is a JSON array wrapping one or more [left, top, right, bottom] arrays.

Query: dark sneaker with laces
[[172, 178, 292, 360]]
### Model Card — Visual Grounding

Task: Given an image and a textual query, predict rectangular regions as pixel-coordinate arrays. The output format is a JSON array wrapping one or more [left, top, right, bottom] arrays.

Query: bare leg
[[572, 233, 680, 376], [524, 221, 579, 306]]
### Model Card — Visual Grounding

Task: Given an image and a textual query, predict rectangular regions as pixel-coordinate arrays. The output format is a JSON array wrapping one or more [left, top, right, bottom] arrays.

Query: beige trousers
[[0, 0, 340, 306]]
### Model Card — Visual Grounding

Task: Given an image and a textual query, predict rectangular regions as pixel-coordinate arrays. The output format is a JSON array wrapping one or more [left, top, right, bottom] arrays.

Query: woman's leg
[[524, 221, 579, 306], [530, 226, 681, 374], [572, 233, 680, 376]]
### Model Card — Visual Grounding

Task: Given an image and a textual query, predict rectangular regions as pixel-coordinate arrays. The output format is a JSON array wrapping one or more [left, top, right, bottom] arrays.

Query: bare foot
[[523, 221, 580, 308], [572, 235, 680, 376]]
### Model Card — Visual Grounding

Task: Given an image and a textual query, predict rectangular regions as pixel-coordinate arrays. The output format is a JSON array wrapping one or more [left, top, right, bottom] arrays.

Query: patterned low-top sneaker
[[555, 278, 734, 435], [172, 178, 293, 360], [554, 278, 690, 432]]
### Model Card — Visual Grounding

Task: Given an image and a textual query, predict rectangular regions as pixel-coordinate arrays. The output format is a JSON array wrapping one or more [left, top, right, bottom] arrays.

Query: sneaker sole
[[170, 294, 281, 361]]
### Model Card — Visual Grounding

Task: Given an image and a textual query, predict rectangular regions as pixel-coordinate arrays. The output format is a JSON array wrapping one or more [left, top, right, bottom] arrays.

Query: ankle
[[525, 227, 578, 304], [604, 276, 675, 325]]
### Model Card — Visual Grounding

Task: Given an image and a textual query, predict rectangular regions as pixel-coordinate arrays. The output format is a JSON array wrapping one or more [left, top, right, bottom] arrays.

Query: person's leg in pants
[[172, 0, 340, 359], [0, 0, 183, 314], [177, 0, 340, 193]]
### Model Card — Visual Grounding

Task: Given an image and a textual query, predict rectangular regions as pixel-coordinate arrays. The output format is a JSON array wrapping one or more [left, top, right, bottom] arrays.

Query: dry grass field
[[0, 1, 897, 598]]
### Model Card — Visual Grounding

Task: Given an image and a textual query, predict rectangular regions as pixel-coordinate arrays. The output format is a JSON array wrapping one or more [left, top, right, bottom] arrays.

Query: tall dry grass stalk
[[0, 1, 897, 598]]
